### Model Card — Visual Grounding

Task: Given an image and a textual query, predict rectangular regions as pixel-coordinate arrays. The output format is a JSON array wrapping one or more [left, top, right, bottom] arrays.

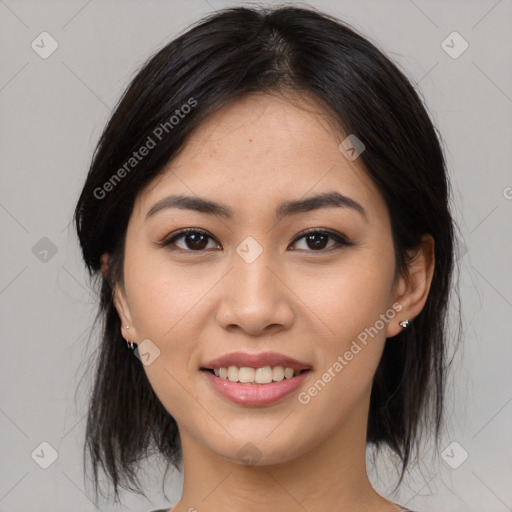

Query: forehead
[[135, 92, 387, 222]]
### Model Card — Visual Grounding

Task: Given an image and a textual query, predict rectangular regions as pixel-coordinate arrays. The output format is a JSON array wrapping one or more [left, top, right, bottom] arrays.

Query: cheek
[[311, 250, 396, 338], [124, 246, 207, 340], [123, 248, 208, 418], [308, 248, 397, 386]]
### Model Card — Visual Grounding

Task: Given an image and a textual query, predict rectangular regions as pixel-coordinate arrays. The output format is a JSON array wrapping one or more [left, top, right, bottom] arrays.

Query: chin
[[206, 430, 313, 468]]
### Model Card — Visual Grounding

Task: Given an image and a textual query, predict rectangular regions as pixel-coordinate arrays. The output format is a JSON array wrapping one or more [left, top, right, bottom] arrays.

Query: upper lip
[[201, 351, 312, 371]]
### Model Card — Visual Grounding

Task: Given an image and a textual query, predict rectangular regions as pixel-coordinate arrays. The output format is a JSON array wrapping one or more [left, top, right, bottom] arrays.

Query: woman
[[74, 5, 456, 512]]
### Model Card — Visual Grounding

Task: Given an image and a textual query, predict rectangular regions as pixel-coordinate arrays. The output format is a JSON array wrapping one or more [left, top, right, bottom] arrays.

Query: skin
[[108, 91, 434, 512]]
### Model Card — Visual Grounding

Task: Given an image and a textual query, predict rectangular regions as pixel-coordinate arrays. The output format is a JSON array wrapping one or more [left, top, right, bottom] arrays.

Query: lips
[[201, 367, 311, 406], [200, 351, 312, 406], [201, 351, 312, 371]]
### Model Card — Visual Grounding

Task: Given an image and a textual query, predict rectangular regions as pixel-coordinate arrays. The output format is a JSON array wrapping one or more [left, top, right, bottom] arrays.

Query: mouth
[[200, 366, 312, 406], [200, 366, 311, 384], [200, 351, 312, 385], [199, 351, 312, 405]]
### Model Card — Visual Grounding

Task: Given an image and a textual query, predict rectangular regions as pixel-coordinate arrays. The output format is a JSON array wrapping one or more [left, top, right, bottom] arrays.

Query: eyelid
[[159, 227, 353, 252]]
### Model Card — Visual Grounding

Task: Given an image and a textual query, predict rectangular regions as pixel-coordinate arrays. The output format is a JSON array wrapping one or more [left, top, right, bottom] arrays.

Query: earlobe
[[386, 234, 435, 338]]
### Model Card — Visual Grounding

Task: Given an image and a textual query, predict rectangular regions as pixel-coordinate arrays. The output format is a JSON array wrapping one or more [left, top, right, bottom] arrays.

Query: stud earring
[[399, 319, 409, 328], [126, 325, 130, 329]]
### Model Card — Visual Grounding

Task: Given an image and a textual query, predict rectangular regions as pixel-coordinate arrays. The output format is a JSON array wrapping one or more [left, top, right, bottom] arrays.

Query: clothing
[[149, 508, 416, 511]]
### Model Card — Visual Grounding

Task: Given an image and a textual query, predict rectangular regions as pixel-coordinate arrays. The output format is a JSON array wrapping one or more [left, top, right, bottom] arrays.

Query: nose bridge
[[216, 236, 292, 333], [232, 238, 278, 304]]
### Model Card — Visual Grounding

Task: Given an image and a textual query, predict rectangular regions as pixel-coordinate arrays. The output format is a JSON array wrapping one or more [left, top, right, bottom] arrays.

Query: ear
[[386, 234, 435, 338], [101, 252, 137, 342]]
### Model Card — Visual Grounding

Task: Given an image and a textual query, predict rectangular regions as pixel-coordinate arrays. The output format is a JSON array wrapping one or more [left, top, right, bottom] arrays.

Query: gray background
[[1, 0, 511, 511]]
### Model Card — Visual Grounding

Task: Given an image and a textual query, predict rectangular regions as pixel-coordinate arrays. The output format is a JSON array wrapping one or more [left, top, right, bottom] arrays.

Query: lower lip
[[201, 370, 311, 406]]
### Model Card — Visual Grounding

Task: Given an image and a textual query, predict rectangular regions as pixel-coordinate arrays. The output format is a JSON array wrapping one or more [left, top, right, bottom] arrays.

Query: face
[[112, 92, 413, 466]]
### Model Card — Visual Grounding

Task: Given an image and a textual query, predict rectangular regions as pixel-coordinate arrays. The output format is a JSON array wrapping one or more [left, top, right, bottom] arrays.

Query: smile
[[204, 365, 305, 384], [200, 367, 311, 406]]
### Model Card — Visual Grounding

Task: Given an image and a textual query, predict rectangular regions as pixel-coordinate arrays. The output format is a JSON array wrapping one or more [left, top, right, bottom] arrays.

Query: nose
[[215, 248, 295, 336]]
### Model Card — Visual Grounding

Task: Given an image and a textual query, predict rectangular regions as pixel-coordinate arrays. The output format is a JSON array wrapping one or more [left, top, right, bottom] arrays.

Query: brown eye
[[290, 229, 352, 252], [162, 229, 220, 252], [302, 233, 331, 250]]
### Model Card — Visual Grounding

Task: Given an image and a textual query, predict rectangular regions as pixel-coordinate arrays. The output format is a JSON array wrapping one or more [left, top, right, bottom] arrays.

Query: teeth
[[211, 365, 304, 384], [284, 367, 294, 379], [227, 366, 239, 382], [255, 366, 273, 384], [238, 367, 255, 383], [272, 366, 284, 381]]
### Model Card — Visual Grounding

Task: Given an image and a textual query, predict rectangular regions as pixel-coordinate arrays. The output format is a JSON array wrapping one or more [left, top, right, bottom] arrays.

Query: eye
[[160, 228, 352, 253], [161, 228, 220, 252], [290, 228, 353, 252]]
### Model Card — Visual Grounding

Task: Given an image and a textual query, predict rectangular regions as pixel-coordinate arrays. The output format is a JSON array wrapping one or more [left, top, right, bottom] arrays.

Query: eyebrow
[[145, 191, 367, 223]]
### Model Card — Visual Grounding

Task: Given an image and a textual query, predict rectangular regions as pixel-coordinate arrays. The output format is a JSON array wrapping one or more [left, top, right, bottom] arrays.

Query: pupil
[[307, 233, 327, 250], [187, 233, 208, 250]]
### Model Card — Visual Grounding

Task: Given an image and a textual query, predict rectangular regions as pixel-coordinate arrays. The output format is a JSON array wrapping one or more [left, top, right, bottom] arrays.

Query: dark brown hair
[[74, 3, 457, 504]]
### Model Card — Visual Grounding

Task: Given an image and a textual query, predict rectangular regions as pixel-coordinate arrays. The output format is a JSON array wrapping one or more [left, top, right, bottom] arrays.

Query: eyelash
[[159, 227, 353, 254]]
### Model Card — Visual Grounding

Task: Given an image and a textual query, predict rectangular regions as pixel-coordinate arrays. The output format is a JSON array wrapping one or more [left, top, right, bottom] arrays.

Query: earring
[[399, 319, 410, 328], [125, 339, 137, 350], [126, 325, 130, 329]]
